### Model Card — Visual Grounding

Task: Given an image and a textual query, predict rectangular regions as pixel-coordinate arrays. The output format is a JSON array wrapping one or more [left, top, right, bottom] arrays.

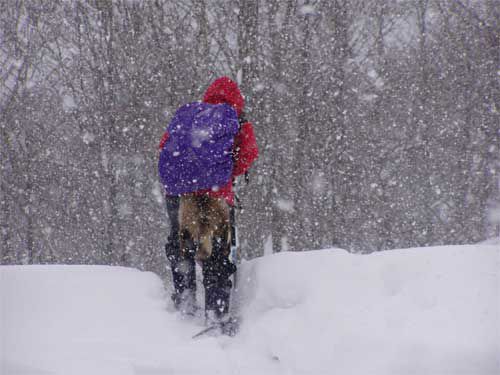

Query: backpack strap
[[237, 112, 250, 185], [238, 112, 247, 128]]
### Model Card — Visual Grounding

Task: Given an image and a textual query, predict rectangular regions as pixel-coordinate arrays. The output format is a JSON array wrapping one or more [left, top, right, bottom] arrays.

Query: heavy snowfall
[[1, 1, 499, 374]]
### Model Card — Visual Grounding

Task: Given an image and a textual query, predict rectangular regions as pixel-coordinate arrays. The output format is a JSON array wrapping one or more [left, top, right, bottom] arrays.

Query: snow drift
[[1, 243, 499, 375]]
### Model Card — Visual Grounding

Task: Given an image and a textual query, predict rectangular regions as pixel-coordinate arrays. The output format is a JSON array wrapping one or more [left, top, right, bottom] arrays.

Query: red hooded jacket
[[159, 77, 258, 205]]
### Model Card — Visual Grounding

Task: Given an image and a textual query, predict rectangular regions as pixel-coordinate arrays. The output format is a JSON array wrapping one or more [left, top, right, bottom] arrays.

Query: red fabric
[[159, 77, 258, 205], [232, 122, 258, 177], [203, 76, 244, 116], [158, 132, 169, 150]]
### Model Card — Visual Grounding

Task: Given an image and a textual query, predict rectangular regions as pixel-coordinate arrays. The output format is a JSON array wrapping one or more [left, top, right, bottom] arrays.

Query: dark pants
[[165, 196, 196, 313], [164, 195, 236, 318]]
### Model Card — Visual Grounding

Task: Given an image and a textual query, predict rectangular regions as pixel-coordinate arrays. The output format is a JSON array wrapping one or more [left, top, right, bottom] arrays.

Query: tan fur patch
[[179, 194, 231, 263]]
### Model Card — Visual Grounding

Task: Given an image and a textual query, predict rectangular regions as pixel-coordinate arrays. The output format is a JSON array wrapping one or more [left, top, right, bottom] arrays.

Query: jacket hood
[[203, 76, 244, 116]]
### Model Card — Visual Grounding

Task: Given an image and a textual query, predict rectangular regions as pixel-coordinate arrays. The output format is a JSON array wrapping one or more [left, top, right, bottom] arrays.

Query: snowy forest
[[1, 0, 499, 278]]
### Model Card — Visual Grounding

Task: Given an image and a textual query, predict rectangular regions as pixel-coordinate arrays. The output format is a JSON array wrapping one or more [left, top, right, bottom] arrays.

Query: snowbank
[[1, 243, 498, 374], [237, 244, 499, 374]]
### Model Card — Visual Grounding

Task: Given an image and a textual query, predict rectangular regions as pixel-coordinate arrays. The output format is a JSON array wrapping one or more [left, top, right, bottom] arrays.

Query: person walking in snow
[[158, 77, 258, 323]]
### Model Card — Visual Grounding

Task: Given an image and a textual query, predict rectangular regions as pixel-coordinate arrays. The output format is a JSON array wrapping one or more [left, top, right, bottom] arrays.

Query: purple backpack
[[158, 102, 239, 195]]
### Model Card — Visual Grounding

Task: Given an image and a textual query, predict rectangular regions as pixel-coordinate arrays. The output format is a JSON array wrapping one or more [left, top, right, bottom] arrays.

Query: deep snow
[[1, 243, 499, 375]]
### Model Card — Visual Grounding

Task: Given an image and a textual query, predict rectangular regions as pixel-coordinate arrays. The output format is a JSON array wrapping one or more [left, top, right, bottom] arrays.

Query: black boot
[[203, 262, 239, 336], [202, 251, 237, 322], [204, 275, 232, 318], [166, 241, 197, 315]]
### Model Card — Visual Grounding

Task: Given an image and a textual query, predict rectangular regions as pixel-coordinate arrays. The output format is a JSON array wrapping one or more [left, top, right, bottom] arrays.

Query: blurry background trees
[[1, 0, 499, 277]]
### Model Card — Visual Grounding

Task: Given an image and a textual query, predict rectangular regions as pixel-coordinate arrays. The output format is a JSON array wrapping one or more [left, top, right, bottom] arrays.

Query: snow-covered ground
[[1, 243, 499, 375]]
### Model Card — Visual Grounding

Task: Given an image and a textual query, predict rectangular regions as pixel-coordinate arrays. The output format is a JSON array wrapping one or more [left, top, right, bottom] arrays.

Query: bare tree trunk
[[237, 0, 262, 258], [1, 2, 40, 263], [408, 0, 436, 246], [194, 0, 210, 70], [326, 1, 350, 248], [95, 0, 120, 264], [238, 0, 259, 105], [292, 0, 314, 251]]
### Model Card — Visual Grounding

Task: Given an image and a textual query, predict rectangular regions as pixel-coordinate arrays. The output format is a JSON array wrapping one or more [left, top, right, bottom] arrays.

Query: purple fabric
[[158, 102, 239, 195]]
